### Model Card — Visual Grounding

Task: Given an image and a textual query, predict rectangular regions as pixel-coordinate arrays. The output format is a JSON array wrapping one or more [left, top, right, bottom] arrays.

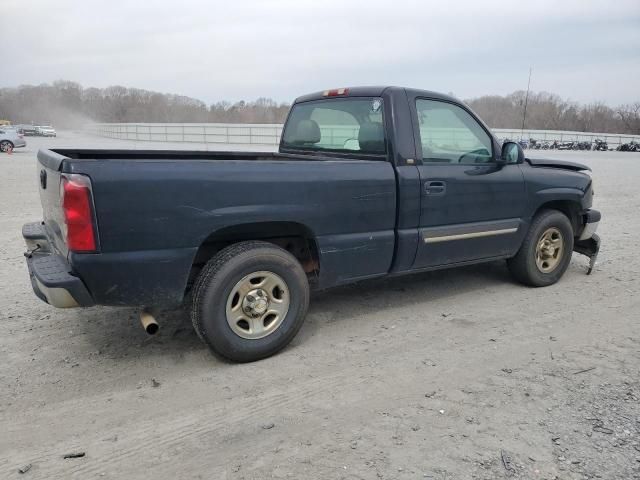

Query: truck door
[[410, 97, 527, 269]]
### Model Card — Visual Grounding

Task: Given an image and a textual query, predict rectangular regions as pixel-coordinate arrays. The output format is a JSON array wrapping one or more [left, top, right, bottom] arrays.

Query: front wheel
[[507, 209, 574, 287], [0, 140, 13, 152], [191, 241, 310, 362]]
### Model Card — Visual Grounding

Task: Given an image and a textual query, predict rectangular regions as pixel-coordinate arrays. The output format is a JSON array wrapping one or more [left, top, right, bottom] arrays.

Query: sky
[[2, 0, 639, 105]]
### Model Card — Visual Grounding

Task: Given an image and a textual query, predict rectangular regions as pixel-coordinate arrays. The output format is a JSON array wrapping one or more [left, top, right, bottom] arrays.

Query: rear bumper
[[23, 222, 94, 308]]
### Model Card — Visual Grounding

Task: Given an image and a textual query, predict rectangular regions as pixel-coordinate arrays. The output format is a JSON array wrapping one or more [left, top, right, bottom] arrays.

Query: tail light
[[61, 174, 97, 252], [323, 88, 349, 97]]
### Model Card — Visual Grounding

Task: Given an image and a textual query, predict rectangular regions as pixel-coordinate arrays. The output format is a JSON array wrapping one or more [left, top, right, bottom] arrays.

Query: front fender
[[531, 187, 586, 208]]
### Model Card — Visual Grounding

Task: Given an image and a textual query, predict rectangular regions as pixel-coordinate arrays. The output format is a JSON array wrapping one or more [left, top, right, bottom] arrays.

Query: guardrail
[[86, 123, 640, 149], [85, 123, 283, 145]]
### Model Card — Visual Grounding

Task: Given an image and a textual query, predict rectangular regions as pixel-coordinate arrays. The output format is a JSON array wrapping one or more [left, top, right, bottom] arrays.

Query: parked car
[[23, 86, 601, 362], [36, 125, 57, 137], [1, 125, 23, 134], [20, 125, 39, 136], [0, 127, 27, 152]]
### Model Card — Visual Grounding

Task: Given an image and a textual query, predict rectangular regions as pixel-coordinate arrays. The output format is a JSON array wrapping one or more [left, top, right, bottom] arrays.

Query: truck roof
[[293, 86, 460, 104]]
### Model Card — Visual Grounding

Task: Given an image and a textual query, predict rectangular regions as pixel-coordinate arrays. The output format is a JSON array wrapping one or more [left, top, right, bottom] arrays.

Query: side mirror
[[500, 141, 524, 165]]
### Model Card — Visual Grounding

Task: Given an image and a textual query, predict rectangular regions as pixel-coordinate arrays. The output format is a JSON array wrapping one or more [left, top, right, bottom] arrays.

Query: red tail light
[[323, 88, 349, 97], [61, 174, 97, 252]]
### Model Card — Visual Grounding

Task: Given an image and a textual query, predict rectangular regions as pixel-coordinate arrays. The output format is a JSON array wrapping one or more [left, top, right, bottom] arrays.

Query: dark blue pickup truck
[[24, 86, 600, 362]]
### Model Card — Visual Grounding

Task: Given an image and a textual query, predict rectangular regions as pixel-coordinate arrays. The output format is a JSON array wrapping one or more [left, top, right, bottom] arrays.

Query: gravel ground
[[1, 133, 639, 479]]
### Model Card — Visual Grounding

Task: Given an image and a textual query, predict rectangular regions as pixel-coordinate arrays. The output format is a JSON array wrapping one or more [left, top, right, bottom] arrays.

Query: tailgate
[[37, 149, 69, 257]]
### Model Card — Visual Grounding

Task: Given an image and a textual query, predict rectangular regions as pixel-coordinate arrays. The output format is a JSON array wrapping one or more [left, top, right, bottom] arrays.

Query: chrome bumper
[[574, 210, 601, 274], [23, 222, 94, 308], [579, 221, 598, 240]]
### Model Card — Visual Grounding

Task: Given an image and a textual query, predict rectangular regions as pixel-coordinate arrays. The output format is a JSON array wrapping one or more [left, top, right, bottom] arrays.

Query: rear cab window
[[281, 97, 387, 158]]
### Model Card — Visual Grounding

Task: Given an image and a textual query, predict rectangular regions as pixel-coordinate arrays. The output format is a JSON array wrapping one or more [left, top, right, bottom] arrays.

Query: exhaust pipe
[[140, 309, 159, 335]]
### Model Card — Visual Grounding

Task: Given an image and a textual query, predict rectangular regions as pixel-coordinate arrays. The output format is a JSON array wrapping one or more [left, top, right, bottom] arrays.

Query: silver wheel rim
[[0, 141, 9, 152], [225, 271, 289, 340], [535, 227, 564, 273]]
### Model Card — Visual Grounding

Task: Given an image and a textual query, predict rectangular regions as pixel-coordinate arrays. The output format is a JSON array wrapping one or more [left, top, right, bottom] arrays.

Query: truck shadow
[[74, 259, 514, 364], [296, 260, 514, 343]]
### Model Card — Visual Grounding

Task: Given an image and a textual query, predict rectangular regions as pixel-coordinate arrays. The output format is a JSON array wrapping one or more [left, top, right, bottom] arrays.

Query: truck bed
[[35, 147, 398, 306]]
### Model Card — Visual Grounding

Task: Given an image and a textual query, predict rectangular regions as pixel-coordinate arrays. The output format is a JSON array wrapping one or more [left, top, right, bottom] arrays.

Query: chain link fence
[[86, 123, 640, 150]]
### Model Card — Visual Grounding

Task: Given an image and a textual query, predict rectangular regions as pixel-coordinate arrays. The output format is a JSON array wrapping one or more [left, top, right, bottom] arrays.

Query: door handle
[[425, 181, 446, 195]]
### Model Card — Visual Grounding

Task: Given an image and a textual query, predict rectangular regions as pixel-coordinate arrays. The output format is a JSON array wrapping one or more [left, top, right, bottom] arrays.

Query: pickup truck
[[23, 86, 601, 362]]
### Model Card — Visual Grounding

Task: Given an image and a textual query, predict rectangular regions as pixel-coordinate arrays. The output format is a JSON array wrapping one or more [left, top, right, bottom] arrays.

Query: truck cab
[[281, 87, 597, 275]]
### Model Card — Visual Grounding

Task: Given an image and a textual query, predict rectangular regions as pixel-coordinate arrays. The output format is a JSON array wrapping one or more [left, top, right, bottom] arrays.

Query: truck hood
[[525, 157, 591, 172]]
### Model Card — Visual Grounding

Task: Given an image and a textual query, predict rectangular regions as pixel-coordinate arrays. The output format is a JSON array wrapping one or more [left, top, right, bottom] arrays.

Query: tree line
[[0, 81, 290, 127], [0, 80, 638, 134], [466, 91, 640, 135]]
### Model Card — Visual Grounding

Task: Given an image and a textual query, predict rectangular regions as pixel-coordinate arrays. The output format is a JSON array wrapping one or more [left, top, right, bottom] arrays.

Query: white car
[[36, 125, 57, 137], [0, 127, 27, 152]]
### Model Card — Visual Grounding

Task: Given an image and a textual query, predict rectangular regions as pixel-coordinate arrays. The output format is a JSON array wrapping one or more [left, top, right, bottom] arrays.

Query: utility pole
[[521, 67, 532, 139]]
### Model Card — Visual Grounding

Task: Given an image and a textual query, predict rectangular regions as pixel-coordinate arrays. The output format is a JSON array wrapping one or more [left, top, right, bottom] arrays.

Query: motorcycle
[[617, 141, 639, 152], [593, 139, 608, 151], [557, 141, 575, 150]]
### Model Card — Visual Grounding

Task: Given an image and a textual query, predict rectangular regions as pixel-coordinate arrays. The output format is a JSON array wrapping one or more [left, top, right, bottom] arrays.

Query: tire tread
[[508, 209, 574, 287], [190, 241, 309, 362]]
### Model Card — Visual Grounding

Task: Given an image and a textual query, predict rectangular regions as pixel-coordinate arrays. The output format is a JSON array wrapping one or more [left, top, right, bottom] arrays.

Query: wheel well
[[186, 222, 320, 294], [534, 200, 582, 234]]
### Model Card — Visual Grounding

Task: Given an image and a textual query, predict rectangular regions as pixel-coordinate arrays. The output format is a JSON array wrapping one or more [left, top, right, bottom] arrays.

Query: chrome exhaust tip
[[140, 309, 159, 335]]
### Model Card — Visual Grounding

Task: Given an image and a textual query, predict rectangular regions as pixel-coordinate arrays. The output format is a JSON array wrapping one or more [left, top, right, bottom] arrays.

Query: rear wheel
[[507, 209, 574, 287], [0, 140, 13, 152], [191, 241, 309, 362]]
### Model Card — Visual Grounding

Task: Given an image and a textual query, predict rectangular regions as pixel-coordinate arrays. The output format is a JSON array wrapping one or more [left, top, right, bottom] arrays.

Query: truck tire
[[191, 241, 310, 362], [507, 209, 574, 287]]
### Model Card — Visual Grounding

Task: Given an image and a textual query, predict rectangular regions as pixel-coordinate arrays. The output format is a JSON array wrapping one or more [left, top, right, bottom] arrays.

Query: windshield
[[281, 97, 386, 156]]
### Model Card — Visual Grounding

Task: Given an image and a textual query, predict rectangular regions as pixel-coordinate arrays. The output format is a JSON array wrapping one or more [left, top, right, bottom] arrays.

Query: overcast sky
[[3, 0, 639, 105]]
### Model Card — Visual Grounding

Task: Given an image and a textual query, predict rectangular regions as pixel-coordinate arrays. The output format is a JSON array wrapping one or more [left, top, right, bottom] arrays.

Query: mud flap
[[573, 233, 600, 275]]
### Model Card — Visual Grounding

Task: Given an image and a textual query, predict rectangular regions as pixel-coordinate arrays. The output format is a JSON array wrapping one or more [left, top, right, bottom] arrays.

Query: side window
[[416, 99, 493, 164]]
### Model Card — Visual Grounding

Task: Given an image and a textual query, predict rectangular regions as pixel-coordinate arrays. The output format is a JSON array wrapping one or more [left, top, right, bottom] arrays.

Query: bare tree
[[466, 91, 636, 134], [1, 80, 638, 133], [617, 103, 640, 135]]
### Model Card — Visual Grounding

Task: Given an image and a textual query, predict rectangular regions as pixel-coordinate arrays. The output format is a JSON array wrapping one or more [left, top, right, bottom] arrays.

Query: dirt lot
[[1, 133, 639, 479]]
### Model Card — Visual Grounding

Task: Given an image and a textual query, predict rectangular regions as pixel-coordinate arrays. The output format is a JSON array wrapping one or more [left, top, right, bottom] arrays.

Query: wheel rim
[[0, 141, 9, 152], [535, 227, 564, 273], [225, 271, 289, 339]]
